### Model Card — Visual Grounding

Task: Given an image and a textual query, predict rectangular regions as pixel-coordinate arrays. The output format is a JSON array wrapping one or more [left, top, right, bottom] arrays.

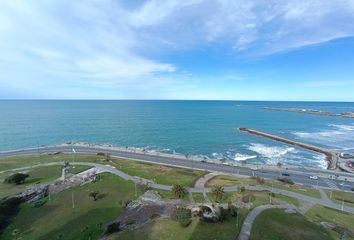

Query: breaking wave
[[248, 143, 295, 159], [234, 153, 257, 161]]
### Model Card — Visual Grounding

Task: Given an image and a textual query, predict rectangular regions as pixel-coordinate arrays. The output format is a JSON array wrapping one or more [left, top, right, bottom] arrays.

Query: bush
[[105, 222, 121, 234], [172, 208, 192, 227], [242, 193, 256, 203], [240, 186, 246, 192], [218, 207, 229, 222], [0, 197, 22, 231], [277, 177, 294, 185], [32, 199, 46, 208], [4, 173, 29, 185], [228, 203, 238, 217]]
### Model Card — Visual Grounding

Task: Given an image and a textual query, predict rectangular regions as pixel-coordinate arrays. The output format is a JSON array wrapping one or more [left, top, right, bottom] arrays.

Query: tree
[[89, 190, 99, 201], [212, 185, 225, 202], [277, 162, 282, 168], [4, 173, 29, 185], [172, 184, 187, 198]]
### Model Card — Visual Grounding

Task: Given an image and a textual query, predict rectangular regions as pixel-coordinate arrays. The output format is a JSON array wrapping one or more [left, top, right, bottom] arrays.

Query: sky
[[0, 0, 354, 101]]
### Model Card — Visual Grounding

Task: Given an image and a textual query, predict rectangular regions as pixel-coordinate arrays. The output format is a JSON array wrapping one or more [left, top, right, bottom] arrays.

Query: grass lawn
[[0, 154, 206, 187], [306, 205, 354, 239], [68, 165, 92, 174], [206, 175, 259, 187], [109, 208, 249, 240], [0, 153, 100, 171], [109, 158, 206, 187], [250, 208, 333, 240], [1, 173, 137, 240], [206, 175, 320, 199], [325, 190, 354, 208], [267, 182, 321, 199], [207, 190, 271, 207], [273, 193, 300, 207], [192, 193, 206, 203], [0, 166, 63, 199]]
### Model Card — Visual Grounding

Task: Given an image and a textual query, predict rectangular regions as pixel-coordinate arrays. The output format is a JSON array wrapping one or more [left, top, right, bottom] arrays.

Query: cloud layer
[[1, 0, 354, 98]]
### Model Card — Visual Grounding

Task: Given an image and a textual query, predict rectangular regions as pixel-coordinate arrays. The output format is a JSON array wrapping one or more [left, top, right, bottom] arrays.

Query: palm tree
[[172, 184, 187, 198], [212, 185, 225, 202]]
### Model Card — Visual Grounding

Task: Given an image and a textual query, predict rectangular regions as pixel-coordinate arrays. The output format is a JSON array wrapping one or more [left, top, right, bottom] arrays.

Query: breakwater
[[239, 127, 338, 170]]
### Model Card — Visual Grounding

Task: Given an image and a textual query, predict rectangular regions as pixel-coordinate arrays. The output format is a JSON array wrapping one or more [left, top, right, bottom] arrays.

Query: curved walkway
[[2, 161, 354, 214], [237, 204, 295, 240]]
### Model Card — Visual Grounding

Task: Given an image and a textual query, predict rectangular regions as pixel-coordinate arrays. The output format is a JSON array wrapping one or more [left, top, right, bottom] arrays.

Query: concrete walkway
[[237, 204, 296, 240]]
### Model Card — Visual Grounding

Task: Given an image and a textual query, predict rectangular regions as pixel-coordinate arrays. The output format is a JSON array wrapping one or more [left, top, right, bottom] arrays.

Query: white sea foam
[[292, 124, 354, 150], [248, 143, 295, 159], [233, 153, 257, 161]]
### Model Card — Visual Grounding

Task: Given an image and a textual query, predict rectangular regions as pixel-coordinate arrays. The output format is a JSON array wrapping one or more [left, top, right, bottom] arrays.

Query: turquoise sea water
[[0, 100, 354, 168]]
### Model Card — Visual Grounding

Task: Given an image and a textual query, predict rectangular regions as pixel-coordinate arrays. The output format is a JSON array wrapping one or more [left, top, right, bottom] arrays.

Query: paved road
[[1, 145, 354, 192], [237, 205, 296, 240]]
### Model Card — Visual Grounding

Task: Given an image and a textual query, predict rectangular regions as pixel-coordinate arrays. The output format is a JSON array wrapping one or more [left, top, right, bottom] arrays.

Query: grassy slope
[[207, 175, 320, 198], [306, 205, 354, 239], [326, 190, 354, 208], [110, 208, 249, 240], [109, 158, 206, 187], [1, 173, 137, 240], [0, 166, 63, 198], [250, 208, 333, 240], [0, 153, 206, 187]]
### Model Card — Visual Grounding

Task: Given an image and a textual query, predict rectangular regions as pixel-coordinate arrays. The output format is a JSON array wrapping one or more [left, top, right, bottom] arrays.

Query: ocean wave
[[248, 143, 295, 159], [292, 124, 354, 150], [233, 153, 257, 161]]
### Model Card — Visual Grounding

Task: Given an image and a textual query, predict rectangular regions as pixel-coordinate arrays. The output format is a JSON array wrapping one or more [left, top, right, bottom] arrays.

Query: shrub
[[89, 190, 99, 201], [172, 208, 192, 227], [240, 186, 246, 192], [0, 197, 22, 231], [218, 207, 229, 222], [97, 152, 105, 156], [105, 222, 121, 234], [277, 177, 294, 185], [241, 193, 256, 203], [4, 173, 29, 185], [228, 202, 238, 217], [32, 199, 46, 208]]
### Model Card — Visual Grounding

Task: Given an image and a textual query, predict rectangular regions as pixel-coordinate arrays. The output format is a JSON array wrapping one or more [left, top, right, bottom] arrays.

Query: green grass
[[109, 158, 206, 187], [306, 205, 354, 239], [192, 193, 206, 203], [0, 153, 100, 171], [207, 190, 272, 207], [273, 193, 300, 207], [109, 208, 249, 240], [267, 182, 321, 199], [251, 208, 333, 240], [1, 173, 137, 240], [0, 166, 63, 199], [206, 175, 259, 187], [206, 175, 320, 199], [0, 154, 206, 187], [68, 165, 92, 174], [326, 190, 354, 208]]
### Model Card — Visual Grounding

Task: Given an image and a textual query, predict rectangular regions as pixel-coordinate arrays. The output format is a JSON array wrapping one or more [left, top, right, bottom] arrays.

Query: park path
[[236, 204, 296, 240], [193, 172, 220, 203], [3, 161, 354, 214]]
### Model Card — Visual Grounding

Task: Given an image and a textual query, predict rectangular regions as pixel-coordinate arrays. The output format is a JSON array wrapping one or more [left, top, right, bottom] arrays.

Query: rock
[[320, 221, 336, 230]]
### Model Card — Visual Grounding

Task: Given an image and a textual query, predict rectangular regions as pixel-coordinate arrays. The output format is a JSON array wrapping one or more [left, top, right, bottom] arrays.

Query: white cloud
[[0, 0, 354, 98]]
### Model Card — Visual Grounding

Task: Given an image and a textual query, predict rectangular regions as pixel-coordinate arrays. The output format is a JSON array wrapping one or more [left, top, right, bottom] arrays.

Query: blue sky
[[1, 0, 354, 101]]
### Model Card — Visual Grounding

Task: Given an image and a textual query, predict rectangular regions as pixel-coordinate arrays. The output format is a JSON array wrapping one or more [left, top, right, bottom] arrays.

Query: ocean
[[1, 100, 354, 169]]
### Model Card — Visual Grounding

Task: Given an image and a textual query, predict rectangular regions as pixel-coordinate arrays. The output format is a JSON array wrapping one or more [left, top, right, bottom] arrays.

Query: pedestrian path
[[237, 204, 295, 240]]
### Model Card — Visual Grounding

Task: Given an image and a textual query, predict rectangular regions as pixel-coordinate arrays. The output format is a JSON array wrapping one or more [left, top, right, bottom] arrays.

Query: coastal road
[[1, 145, 354, 192]]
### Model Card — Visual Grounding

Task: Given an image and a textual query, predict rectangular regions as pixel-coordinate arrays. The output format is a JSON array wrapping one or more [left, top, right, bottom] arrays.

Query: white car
[[309, 175, 318, 180]]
